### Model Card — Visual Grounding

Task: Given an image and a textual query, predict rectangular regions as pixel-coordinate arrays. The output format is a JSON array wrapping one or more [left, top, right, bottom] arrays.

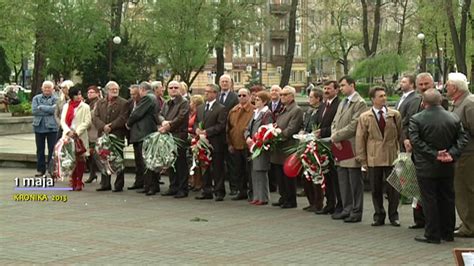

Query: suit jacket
[[268, 100, 283, 118], [313, 97, 340, 138], [195, 101, 227, 153], [93, 96, 128, 139], [245, 107, 274, 171], [160, 95, 189, 140], [451, 92, 474, 154], [219, 91, 238, 112], [331, 92, 368, 167], [399, 92, 422, 150], [409, 105, 469, 179], [61, 101, 92, 155], [127, 92, 157, 143], [271, 101, 304, 164], [301, 105, 319, 133], [356, 107, 401, 168]]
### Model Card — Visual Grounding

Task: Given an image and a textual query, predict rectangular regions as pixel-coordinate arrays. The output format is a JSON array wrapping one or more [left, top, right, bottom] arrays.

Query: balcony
[[270, 4, 290, 15], [271, 54, 305, 66], [270, 29, 288, 40]]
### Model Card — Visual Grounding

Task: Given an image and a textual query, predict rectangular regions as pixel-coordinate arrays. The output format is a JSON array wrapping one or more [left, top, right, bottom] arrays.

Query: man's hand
[[196, 128, 206, 136], [333, 141, 342, 150], [436, 149, 453, 163], [66, 130, 76, 138], [314, 129, 321, 138], [104, 124, 112, 134], [403, 139, 412, 152]]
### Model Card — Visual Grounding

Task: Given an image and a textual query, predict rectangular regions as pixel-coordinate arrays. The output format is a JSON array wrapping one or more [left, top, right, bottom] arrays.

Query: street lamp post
[[255, 43, 263, 86], [417, 33, 427, 72], [108, 36, 122, 80]]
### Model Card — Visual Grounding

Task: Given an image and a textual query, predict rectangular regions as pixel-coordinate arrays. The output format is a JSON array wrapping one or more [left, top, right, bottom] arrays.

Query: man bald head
[[422, 88, 442, 108]]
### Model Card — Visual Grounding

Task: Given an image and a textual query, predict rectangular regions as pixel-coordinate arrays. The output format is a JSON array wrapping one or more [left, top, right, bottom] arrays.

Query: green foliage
[[355, 83, 371, 98], [9, 101, 32, 116], [351, 53, 409, 80], [0, 46, 10, 83]]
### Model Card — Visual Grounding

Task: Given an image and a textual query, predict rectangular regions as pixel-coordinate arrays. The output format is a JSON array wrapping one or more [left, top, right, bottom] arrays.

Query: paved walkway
[[1, 167, 472, 264]]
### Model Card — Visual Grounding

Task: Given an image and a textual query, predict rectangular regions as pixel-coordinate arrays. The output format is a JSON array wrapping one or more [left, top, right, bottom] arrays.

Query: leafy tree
[[280, 0, 298, 87], [445, 0, 471, 75], [351, 53, 409, 80]]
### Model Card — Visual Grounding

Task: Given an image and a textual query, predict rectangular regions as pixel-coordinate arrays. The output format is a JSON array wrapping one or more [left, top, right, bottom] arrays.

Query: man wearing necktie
[[330, 76, 368, 223], [356, 87, 402, 227]]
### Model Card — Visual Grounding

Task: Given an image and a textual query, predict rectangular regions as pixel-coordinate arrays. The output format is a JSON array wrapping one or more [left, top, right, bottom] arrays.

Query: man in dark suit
[[396, 74, 417, 151], [409, 89, 469, 244], [313, 80, 342, 215], [195, 83, 228, 201], [267, 84, 283, 192], [126, 85, 143, 190], [271, 86, 304, 209], [158, 81, 190, 198], [218, 74, 239, 195], [126, 82, 158, 195], [93, 81, 128, 192]]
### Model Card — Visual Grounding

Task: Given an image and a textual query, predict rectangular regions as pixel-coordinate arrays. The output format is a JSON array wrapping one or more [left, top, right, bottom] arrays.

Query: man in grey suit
[[218, 74, 240, 195], [270, 86, 304, 209], [195, 84, 228, 201], [331, 76, 368, 223], [396, 74, 418, 151]]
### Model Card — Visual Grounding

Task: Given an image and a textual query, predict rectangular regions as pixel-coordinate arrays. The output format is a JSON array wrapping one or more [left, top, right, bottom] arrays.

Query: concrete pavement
[[1, 167, 472, 264]]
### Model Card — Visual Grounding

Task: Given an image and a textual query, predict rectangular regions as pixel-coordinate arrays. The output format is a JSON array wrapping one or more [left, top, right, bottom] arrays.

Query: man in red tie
[[356, 87, 402, 226]]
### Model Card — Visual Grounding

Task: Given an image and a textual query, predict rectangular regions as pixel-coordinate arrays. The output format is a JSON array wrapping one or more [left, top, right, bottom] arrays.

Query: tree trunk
[[280, 0, 298, 88], [31, 30, 47, 97], [445, 0, 471, 75], [215, 46, 224, 84], [392, 0, 408, 83], [361, 0, 382, 58]]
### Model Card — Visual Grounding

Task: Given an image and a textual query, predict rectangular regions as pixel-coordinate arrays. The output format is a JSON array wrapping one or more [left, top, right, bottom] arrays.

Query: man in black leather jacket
[[409, 89, 469, 244]]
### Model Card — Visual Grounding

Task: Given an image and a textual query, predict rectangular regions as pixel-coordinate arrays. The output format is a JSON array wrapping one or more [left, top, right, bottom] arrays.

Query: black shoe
[[414, 236, 440, 244], [146, 190, 157, 196], [271, 202, 282, 207], [84, 176, 97, 183], [112, 188, 123, 192], [96, 187, 111, 191], [128, 185, 143, 190], [408, 224, 424, 229], [174, 192, 188, 199], [215, 196, 224, 202], [136, 189, 148, 194], [231, 193, 247, 201], [229, 190, 238, 196], [302, 205, 313, 211], [331, 212, 349, 220], [280, 203, 297, 209], [371, 221, 385, 226], [442, 236, 454, 242], [195, 194, 213, 200], [161, 190, 177, 196], [344, 216, 361, 223], [390, 220, 401, 227], [315, 208, 335, 215]]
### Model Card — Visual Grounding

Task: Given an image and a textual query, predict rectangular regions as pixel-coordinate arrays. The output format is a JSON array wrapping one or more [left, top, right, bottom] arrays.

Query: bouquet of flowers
[[387, 152, 420, 199], [94, 133, 125, 175], [285, 133, 333, 186], [189, 133, 213, 175], [53, 137, 76, 181], [142, 132, 179, 172], [249, 123, 282, 159]]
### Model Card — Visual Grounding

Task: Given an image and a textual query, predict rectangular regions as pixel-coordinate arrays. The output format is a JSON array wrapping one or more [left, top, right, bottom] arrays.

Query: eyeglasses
[[238, 94, 247, 97], [169, 86, 179, 89]]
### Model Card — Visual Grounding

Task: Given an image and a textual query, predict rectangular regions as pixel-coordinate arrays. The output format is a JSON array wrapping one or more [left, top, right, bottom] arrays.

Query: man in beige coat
[[356, 87, 402, 227], [446, 72, 474, 238], [331, 76, 368, 222]]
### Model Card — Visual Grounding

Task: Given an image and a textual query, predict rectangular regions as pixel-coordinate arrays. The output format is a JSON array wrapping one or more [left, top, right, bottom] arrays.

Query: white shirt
[[206, 99, 217, 111], [397, 90, 415, 109], [372, 106, 387, 121]]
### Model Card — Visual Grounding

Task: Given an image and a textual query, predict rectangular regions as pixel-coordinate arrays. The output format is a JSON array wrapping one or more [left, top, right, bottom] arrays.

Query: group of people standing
[[31, 71, 473, 244]]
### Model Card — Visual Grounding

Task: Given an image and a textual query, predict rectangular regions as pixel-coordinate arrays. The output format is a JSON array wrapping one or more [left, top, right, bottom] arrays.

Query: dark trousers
[[229, 149, 251, 196], [368, 166, 399, 222], [338, 167, 364, 218], [274, 164, 297, 206], [268, 163, 279, 192], [223, 145, 238, 192], [100, 171, 125, 190], [35, 132, 57, 174], [413, 205, 425, 226], [418, 177, 455, 240], [323, 163, 342, 212], [168, 146, 188, 194], [303, 178, 323, 210], [132, 142, 145, 187], [202, 152, 225, 197]]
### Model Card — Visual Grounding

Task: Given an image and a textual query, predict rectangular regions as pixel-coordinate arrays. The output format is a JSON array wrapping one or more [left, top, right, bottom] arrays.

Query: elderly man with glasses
[[226, 88, 255, 200], [271, 86, 304, 209], [158, 81, 190, 198]]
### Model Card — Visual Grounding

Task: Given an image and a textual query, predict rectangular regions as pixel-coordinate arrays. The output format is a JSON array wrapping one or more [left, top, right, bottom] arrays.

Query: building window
[[294, 43, 301, 57], [291, 71, 296, 82], [295, 18, 301, 33], [279, 18, 286, 30], [233, 44, 242, 58], [233, 71, 242, 84], [245, 43, 253, 57]]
